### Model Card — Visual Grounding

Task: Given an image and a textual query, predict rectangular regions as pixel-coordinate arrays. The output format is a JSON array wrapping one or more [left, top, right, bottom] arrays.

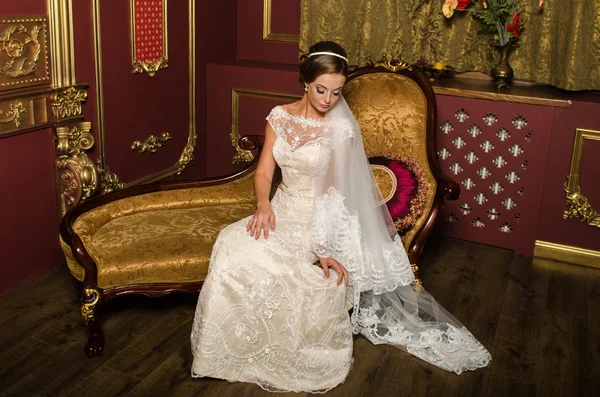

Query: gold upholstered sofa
[[60, 61, 459, 356]]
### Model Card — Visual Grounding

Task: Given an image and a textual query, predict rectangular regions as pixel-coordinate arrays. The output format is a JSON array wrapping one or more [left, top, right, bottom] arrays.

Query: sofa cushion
[[369, 153, 428, 236], [64, 203, 256, 288]]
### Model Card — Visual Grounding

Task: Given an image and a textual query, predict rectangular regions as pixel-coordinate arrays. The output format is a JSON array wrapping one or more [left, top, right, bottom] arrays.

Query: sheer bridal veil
[[310, 96, 491, 374]]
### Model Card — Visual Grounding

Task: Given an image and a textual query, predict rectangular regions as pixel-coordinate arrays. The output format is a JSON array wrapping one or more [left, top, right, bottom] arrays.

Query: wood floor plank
[[464, 246, 513, 299], [31, 309, 87, 351], [535, 311, 571, 397], [62, 366, 138, 397], [421, 239, 476, 311], [2, 304, 167, 397], [489, 255, 550, 382], [0, 268, 73, 317], [0, 338, 62, 391], [105, 308, 193, 379], [325, 336, 389, 397], [586, 268, 600, 397], [362, 348, 444, 397], [480, 373, 536, 397], [123, 342, 214, 397], [0, 289, 78, 349], [451, 291, 503, 349], [545, 260, 588, 320]]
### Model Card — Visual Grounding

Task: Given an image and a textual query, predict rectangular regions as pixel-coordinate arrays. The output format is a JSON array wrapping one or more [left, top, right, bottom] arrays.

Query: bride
[[190, 41, 491, 393]]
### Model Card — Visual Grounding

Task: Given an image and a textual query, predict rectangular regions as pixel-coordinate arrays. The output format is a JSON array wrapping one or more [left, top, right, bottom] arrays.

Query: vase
[[491, 43, 514, 89]]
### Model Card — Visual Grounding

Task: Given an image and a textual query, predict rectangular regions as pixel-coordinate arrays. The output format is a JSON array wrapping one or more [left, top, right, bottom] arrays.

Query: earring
[[304, 86, 309, 92]]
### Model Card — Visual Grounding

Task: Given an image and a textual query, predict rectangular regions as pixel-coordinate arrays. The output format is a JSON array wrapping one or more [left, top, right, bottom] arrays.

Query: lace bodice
[[267, 106, 334, 199]]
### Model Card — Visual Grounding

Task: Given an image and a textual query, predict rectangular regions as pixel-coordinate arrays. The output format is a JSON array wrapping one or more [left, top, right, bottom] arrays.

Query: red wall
[[0, 129, 62, 295], [237, 0, 299, 64], [0, 0, 63, 295]]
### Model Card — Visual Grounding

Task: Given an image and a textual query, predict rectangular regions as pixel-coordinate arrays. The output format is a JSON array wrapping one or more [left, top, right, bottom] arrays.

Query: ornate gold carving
[[81, 287, 100, 326], [131, 132, 172, 153], [564, 182, 600, 229], [130, 0, 168, 77], [97, 163, 125, 194], [55, 122, 98, 216], [231, 89, 300, 164], [0, 17, 50, 89], [564, 128, 600, 229], [0, 101, 25, 127], [366, 53, 413, 73], [177, 129, 197, 173], [132, 58, 168, 77], [50, 86, 87, 119], [263, 0, 299, 42]]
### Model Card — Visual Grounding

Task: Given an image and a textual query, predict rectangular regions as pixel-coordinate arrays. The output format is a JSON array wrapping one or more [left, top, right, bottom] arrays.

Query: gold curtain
[[300, 0, 600, 91]]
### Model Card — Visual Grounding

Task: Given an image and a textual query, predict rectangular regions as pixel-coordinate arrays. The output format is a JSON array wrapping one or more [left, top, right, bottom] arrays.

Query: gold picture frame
[[564, 128, 600, 229]]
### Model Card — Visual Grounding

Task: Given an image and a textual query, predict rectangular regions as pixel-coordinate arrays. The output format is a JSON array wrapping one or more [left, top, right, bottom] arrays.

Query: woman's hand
[[246, 202, 276, 239], [319, 257, 349, 286]]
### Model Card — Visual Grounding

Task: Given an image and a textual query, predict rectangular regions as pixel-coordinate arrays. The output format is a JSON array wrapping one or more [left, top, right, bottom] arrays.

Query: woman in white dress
[[190, 41, 491, 393]]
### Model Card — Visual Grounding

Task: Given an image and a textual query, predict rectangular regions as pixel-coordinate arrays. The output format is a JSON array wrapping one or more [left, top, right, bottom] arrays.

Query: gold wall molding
[[130, 0, 168, 77], [564, 128, 600, 229], [92, 0, 195, 192], [50, 86, 87, 119], [534, 240, 600, 269], [131, 132, 172, 153], [263, 0, 299, 42], [0, 16, 51, 89], [231, 89, 300, 164], [55, 121, 98, 216], [0, 101, 26, 128], [0, 85, 88, 138], [48, 0, 77, 87]]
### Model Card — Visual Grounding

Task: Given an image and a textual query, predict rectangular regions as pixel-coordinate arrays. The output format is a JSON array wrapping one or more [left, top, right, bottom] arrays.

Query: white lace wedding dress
[[190, 105, 491, 393]]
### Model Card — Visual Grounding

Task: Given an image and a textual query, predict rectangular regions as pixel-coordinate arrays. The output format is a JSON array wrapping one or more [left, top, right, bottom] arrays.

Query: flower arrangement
[[442, 0, 543, 46]]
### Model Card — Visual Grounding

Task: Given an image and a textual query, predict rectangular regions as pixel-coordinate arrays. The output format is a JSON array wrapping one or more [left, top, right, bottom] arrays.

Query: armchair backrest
[[343, 65, 457, 264]]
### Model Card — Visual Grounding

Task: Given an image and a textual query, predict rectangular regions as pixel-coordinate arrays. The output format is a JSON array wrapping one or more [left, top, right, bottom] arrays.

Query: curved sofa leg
[[81, 287, 104, 357]]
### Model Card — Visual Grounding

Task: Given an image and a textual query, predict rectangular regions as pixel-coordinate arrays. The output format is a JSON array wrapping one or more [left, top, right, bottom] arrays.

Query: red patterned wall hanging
[[130, 0, 167, 77]]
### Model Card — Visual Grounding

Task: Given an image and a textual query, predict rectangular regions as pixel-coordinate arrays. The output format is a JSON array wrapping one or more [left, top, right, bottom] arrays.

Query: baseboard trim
[[534, 240, 600, 269]]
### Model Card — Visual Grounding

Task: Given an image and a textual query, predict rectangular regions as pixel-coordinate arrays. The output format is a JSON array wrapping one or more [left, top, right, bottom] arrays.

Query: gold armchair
[[344, 60, 460, 280]]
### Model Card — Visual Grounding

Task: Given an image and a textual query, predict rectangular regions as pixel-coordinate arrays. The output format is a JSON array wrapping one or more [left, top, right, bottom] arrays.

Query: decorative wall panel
[[436, 96, 554, 255], [0, 16, 50, 90], [130, 0, 168, 77]]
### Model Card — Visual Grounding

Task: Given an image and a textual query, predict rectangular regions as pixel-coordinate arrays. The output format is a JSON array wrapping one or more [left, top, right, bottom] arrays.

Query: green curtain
[[300, 0, 600, 91]]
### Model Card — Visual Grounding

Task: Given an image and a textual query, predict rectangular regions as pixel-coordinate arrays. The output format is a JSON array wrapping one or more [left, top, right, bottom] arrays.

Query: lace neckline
[[277, 106, 325, 126]]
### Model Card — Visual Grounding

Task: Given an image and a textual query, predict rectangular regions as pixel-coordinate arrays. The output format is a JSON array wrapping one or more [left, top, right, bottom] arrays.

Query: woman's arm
[[247, 122, 277, 239]]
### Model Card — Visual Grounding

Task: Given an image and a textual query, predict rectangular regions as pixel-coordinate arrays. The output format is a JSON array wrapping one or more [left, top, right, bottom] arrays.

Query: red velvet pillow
[[369, 154, 428, 233]]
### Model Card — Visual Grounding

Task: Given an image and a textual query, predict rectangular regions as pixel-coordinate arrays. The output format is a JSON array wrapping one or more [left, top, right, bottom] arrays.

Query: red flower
[[457, 0, 472, 9], [506, 12, 522, 39]]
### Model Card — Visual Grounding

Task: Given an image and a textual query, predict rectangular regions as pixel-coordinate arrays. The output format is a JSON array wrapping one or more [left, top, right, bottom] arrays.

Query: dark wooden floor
[[1, 236, 598, 397]]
